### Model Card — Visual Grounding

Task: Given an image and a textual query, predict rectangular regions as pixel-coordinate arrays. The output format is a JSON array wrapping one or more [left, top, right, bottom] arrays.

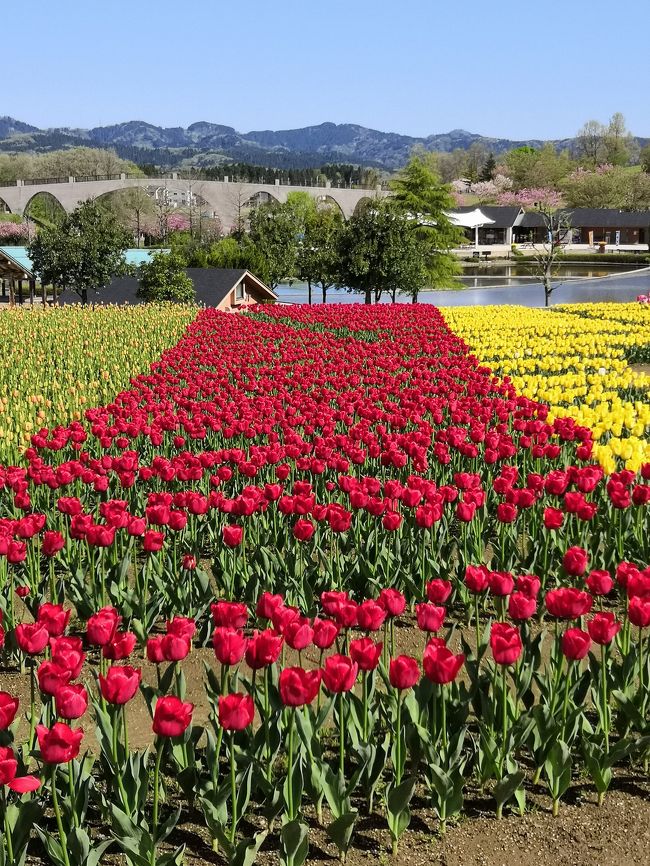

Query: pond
[[275, 267, 650, 308]]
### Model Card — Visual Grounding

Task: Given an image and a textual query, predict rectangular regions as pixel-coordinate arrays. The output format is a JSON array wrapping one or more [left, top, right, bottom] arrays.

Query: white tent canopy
[[446, 208, 495, 249]]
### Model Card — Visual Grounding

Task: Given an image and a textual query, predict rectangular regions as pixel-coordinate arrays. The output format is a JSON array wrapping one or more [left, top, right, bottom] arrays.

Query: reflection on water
[[276, 269, 650, 308], [458, 263, 645, 289]]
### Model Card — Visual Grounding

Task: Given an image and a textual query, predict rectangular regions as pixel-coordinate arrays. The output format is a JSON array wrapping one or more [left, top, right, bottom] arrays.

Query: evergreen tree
[[389, 153, 464, 299]]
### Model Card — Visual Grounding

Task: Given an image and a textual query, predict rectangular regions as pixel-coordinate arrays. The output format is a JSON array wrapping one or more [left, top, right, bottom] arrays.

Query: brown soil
[[8, 614, 649, 865], [630, 363, 650, 375]]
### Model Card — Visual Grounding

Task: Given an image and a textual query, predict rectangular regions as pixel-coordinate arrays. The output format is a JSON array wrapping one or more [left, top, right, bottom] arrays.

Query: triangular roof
[[58, 268, 277, 306]]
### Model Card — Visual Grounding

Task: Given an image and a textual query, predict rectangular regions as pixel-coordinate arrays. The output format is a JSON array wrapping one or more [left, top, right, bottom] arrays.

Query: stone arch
[[242, 190, 281, 210], [313, 193, 345, 217], [22, 191, 67, 225], [0, 195, 13, 215], [352, 196, 375, 216]]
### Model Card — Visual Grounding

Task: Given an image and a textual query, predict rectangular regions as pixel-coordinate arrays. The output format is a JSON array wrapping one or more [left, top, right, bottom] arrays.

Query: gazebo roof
[[447, 208, 496, 228]]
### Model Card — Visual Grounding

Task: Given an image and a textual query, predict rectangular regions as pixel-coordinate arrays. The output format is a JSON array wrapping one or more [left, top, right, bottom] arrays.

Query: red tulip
[[36, 722, 84, 763], [312, 617, 340, 649], [629, 596, 650, 628], [143, 530, 165, 553], [166, 616, 196, 641], [292, 519, 315, 542], [42, 531, 65, 557], [212, 627, 247, 665], [86, 607, 120, 646], [585, 570, 613, 596], [102, 630, 136, 660], [54, 684, 88, 720], [389, 655, 420, 690], [99, 665, 142, 704], [211, 601, 248, 629], [245, 629, 283, 669], [15, 622, 49, 655], [278, 667, 322, 706], [218, 693, 255, 730], [222, 524, 244, 547], [562, 546, 589, 577], [378, 588, 406, 618], [490, 622, 522, 666], [356, 599, 387, 631], [561, 628, 591, 660], [508, 591, 537, 621], [415, 603, 445, 632], [322, 654, 358, 693], [464, 565, 489, 593], [0, 746, 40, 792], [152, 695, 194, 737], [587, 612, 621, 645], [426, 579, 452, 604], [349, 637, 383, 671], [256, 591, 284, 620], [283, 617, 314, 651], [37, 661, 72, 696], [0, 692, 19, 729], [161, 633, 191, 661], [545, 587, 593, 619], [423, 640, 464, 684]]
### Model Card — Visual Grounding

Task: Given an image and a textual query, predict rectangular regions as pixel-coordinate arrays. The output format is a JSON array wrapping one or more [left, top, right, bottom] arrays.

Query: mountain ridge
[[0, 115, 646, 170]]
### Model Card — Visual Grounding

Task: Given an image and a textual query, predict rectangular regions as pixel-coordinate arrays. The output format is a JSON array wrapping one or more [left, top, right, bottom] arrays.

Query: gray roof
[[453, 205, 523, 228], [57, 268, 275, 306], [518, 208, 650, 228]]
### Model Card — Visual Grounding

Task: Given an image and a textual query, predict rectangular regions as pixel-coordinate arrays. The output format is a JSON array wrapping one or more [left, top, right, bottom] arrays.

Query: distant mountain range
[[0, 116, 647, 171]]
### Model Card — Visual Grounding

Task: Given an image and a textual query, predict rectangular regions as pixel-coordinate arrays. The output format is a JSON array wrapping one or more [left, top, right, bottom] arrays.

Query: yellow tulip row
[[0, 304, 197, 462], [442, 303, 650, 473]]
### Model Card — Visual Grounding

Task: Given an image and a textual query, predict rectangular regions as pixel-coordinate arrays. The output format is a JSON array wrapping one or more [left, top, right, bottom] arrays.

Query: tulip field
[[0, 301, 648, 866]]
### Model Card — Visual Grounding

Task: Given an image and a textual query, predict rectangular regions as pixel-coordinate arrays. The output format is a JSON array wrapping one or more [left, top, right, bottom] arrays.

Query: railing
[[22, 177, 70, 186]]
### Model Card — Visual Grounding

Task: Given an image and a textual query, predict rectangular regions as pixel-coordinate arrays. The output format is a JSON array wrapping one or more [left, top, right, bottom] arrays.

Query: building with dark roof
[[57, 268, 277, 309], [514, 208, 650, 247]]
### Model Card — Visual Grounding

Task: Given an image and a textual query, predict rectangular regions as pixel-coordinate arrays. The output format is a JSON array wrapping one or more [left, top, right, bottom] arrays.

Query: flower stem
[[51, 767, 71, 866], [151, 738, 164, 864], [229, 732, 237, 845], [601, 644, 609, 754]]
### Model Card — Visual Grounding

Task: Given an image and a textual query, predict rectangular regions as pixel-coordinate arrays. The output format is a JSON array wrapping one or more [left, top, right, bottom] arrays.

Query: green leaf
[[280, 818, 309, 866], [493, 768, 525, 810], [327, 810, 358, 855]]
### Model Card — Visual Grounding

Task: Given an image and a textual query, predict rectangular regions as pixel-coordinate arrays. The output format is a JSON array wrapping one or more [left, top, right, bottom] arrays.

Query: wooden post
[[42, 280, 47, 307], [18, 279, 24, 305], [9, 277, 15, 307]]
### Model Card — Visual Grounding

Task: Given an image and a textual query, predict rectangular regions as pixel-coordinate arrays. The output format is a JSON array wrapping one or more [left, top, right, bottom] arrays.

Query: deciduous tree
[[28, 199, 131, 303]]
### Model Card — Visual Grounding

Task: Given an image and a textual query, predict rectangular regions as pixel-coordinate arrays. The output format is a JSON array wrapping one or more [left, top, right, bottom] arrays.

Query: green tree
[[248, 202, 301, 288], [137, 251, 195, 302], [297, 205, 345, 304], [28, 199, 131, 303], [603, 112, 632, 166], [207, 236, 267, 274], [339, 199, 428, 304], [640, 144, 650, 174], [389, 153, 463, 299], [480, 153, 496, 181]]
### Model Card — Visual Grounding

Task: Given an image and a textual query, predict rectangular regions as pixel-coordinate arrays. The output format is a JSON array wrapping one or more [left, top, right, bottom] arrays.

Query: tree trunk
[[364, 288, 372, 305], [81, 288, 88, 305], [322, 285, 327, 304], [374, 287, 382, 304], [391, 288, 397, 303], [308, 279, 312, 306], [412, 289, 419, 304]]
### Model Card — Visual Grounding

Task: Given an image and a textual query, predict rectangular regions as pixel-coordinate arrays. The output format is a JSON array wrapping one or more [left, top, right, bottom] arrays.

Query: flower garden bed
[[0, 302, 647, 866]]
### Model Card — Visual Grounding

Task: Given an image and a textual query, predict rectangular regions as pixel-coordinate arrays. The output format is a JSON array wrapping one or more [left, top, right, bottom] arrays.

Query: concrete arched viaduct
[[0, 177, 387, 229]]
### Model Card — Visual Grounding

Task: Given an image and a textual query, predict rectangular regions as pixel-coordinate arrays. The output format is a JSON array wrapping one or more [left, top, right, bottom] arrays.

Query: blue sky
[[6, 0, 648, 139]]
